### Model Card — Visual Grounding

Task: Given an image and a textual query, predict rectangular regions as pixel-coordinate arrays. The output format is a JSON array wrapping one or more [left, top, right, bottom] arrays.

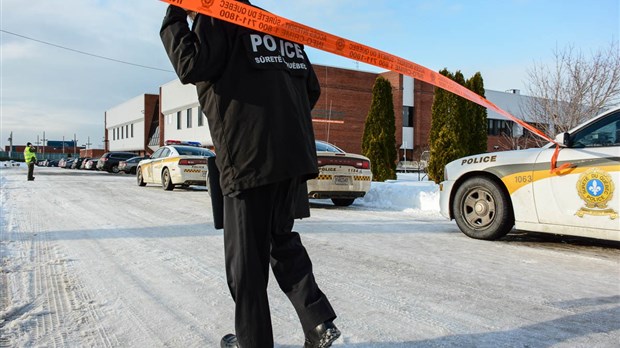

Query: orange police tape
[[161, 0, 572, 173]]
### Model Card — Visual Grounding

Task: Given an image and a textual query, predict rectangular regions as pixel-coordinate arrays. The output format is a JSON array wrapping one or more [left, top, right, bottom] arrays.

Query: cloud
[[1, 0, 173, 145]]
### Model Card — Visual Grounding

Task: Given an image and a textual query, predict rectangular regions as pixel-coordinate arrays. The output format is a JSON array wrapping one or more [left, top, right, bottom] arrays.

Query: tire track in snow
[[0, 171, 117, 347]]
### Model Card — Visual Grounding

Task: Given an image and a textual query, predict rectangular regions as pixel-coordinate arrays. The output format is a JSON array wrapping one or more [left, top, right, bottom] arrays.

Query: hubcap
[[474, 201, 489, 215], [463, 187, 496, 229]]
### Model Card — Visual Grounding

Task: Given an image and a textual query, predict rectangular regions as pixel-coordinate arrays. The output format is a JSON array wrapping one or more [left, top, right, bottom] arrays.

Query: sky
[[1, 0, 618, 148]]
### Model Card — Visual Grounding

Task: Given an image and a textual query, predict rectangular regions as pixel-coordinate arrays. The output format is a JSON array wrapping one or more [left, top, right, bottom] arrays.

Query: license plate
[[334, 176, 350, 185]]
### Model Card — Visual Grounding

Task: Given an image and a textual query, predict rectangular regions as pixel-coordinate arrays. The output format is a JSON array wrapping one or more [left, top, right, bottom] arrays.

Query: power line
[[1, 29, 174, 73]]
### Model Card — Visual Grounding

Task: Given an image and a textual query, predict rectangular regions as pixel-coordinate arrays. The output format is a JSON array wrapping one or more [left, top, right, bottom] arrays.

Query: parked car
[[59, 158, 75, 169], [119, 156, 148, 175], [439, 106, 620, 242], [137, 141, 215, 190], [71, 157, 88, 169], [97, 152, 137, 173], [79, 157, 92, 169], [307, 140, 373, 206], [43, 159, 59, 167], [85, 158, 99, 170]]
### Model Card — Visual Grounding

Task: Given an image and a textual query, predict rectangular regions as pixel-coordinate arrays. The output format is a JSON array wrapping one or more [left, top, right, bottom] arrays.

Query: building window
[[198, 108, 204, 127], [187, 108, 193, 128], [488, 119, 513, 136], [131, 124, 134, 138], [112, 128, 116, 141], [177, 111, 182, 130], [126, 125, 129, 138], [402, 106, 414, 127], [121, 126, 124, 139]]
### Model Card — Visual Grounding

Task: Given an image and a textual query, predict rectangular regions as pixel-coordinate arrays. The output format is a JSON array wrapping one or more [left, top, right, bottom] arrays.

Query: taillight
[[178, 158, 207, 165], [317, 156, 370, 169]]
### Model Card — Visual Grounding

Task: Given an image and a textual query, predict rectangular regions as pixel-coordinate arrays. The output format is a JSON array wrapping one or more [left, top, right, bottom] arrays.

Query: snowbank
[[356, 174, 439, 212]]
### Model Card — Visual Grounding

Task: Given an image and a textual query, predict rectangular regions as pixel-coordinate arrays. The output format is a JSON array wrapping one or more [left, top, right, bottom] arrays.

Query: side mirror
[[554, 132, 571, 147]]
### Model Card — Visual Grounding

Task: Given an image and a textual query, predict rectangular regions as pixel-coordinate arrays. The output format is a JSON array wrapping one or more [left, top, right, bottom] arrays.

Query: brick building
[[311, 66, 435, 160], [107, 64, 532, 158]]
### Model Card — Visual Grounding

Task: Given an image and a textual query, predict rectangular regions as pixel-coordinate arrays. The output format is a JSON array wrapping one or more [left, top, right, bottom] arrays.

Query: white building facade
[[105, 94, 148, 152], [160, 79, 213, 147]]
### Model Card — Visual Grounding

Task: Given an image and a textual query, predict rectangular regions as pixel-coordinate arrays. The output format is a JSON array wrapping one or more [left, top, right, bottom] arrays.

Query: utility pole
[[42, 131, 48, 159], [73, 134, 77, 156], [8, 131, 13, 156], [62, 136, 65, 154], [84, 136, 92, 150]]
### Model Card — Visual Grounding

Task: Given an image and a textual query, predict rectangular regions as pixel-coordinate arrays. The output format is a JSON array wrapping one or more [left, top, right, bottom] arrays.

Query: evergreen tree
[[466, 72, 488, 154], [427, 69, 487, 183], [452, 71, 469, 158], [362, 76, 397, 182], [427, 69, 459, 183]]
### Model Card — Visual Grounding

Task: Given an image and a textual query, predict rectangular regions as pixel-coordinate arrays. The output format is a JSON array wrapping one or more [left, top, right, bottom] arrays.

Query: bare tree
[[524, 40, 620, 145]]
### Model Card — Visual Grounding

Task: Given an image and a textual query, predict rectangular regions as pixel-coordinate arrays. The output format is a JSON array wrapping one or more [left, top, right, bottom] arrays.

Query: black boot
[[220, 333, 239, 348], [304, 321, 341, 348]]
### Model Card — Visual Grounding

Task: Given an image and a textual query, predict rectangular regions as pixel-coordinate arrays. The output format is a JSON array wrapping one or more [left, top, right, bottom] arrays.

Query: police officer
[[161, 2, 340, 347], [24, 142, 37, 181]]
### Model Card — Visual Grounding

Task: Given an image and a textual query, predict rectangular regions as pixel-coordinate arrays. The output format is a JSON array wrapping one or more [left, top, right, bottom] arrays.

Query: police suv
[[440, 107, 619, 241]]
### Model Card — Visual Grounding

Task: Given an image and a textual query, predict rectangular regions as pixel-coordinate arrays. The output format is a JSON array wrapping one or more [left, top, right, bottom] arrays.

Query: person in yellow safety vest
[[24, 142, 37, 181]]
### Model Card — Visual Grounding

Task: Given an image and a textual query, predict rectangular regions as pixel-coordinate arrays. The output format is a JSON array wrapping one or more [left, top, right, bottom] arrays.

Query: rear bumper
[[307, 191, 366, 199]]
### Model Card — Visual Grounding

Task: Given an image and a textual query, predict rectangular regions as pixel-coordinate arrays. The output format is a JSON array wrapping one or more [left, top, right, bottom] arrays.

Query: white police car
[[137, 140, 215, 190], [440, 107, 620, 241], [307, 140, 372, 206]]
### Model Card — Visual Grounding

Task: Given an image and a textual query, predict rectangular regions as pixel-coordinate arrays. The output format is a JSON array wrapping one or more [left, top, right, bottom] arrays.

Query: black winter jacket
[[160, 4, 320, 196]]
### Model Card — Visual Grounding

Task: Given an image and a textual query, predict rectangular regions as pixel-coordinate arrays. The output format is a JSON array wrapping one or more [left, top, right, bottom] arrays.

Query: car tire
[[162, 168, 174, 191], [452, 176, 514, 240], [137, 168, 146, 187], [111, 165, 120, 174], [332, 198, 355, 206]]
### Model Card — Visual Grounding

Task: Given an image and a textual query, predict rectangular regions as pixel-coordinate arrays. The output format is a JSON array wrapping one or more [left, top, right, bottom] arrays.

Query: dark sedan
[[119, 156, 148, 175]]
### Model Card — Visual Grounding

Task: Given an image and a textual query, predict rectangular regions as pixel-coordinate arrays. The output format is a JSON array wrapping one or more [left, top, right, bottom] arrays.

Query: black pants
[[223, 178, 336, 348], [27, 162, 35, 180]]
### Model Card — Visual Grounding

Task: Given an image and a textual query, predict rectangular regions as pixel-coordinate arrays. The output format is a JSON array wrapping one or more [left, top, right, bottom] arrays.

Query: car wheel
[[137, 168, 146, 187], [452, 176, 514, 240], [111, 165, 120, 174], [331, 198, 355, 206], [162, 168, 174, 191]]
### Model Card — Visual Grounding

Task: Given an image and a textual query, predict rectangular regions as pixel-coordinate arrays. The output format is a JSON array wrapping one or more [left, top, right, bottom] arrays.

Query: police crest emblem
[[575, 168, 618, 219]]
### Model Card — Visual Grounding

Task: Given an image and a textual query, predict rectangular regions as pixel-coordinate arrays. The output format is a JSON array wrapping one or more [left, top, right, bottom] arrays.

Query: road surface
[[1, 165, 619, 347]]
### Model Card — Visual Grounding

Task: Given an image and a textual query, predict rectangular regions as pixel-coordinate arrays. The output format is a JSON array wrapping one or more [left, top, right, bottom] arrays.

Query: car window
[[315, 141, 344, 153], [571, 111, 620, 148], [151, 148, 164, 158], [171, 146, 215, 156], [160, 148, 171, 158]]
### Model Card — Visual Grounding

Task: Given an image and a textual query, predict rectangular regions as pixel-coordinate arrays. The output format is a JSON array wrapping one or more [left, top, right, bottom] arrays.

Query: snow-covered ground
[[1, 163, 619, 347]]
